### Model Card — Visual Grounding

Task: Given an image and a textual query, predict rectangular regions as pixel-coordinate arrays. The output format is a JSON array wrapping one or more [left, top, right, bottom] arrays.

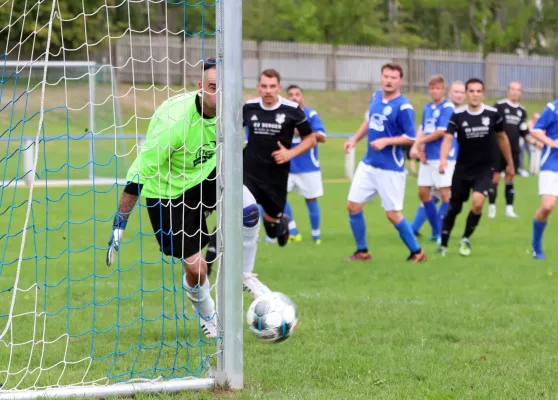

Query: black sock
[[505, 182, 514, 206], [463, 211, 481, 239], [488, 183, 497, 205], [441, 201, 462, 247]]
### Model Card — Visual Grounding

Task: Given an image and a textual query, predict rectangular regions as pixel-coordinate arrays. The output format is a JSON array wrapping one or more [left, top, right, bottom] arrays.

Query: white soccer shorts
[[287, 171, 324, 199], [538, 171, 558, 197], [347, 161, 406, 211], [417, 160, 455, 189]]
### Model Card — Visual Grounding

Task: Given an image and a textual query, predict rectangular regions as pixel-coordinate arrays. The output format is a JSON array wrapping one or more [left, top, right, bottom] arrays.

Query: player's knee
[[471, 193, 485, 213], [448, 200, 463, 216], [439, 187, 451, 202], [385, 210, 402, 225], [306, 198, 316, 203], [418, 187, 431, 203], [347, 201, 362, 214], [183, 255, 207, 280], [243, 203, 260, 228]]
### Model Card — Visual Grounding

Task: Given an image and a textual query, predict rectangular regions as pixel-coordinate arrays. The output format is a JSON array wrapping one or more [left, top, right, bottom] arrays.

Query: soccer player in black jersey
[[436, 78, 514, 257], [488, 81, 538, 219], [243, 69, 316, 245]]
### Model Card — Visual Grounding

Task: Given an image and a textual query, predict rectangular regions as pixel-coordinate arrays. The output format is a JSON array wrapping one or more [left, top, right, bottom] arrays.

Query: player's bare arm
[[315, 132, 326, 143], [344, 118, 368, 153], [530, 129, 558, 148], [272, 134, 317, 164], [419, 129, 446, 144], [370, 135, 414, 151], [496, 130, 515, 178], [118, 192, 138, 218], [438, 133, 453, 173]]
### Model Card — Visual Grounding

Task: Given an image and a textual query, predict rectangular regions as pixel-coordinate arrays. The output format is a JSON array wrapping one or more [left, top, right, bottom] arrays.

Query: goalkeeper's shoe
[[459, 238, 471, 257], [106, 214, 127, 266], [277, 215, 290, 247], [192, 305, 217, 339], [243, 273, 272, 299]]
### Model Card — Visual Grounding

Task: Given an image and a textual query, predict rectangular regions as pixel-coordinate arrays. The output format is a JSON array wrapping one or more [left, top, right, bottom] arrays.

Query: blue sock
[[423, 199, 439, 237], [395, 218, 421, 253], [283, 201, 298, 235], [438, 202, 449, 237], [411, 205, 427, 234], [349, 212, 367, 252], [532, 219, 547, 252], [306, 200, 320, 239]]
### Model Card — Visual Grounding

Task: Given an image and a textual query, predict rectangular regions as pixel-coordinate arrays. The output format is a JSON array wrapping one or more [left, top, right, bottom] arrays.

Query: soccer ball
[[246, 292, 298, 343]]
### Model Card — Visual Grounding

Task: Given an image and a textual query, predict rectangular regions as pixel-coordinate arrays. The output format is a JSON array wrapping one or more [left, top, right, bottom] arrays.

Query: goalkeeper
[[105, 60, 264, 339]]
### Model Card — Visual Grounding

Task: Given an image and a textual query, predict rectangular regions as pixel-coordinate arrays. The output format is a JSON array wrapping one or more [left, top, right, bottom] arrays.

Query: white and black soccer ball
[[246, 292, 298, 343]]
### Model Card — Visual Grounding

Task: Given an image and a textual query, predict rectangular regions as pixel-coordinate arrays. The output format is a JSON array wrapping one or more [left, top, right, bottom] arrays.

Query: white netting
[[0, 0, 223, 395]]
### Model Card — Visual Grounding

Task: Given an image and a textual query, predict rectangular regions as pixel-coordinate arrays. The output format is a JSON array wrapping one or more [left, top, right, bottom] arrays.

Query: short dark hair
[[381, 63, 403, 78], [286, 85, 302, 92], [203, 58, 217, 72], [260, 69, 281, 83], [465, 78, 484, 91]]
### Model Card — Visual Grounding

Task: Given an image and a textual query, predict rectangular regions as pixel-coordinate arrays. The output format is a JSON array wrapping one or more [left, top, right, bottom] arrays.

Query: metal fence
[[114, 35, 558, 100]]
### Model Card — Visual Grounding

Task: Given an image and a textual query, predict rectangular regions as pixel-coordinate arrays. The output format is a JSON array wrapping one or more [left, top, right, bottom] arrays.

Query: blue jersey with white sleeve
[[421, 99, 455, 161], [533, 100, 558, 172], [363, 91, 416, 172], [290, 106, 326, 174]]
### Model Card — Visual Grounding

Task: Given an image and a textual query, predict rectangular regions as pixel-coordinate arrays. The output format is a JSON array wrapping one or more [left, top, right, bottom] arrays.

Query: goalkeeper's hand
[[106, 214, 128, 266]]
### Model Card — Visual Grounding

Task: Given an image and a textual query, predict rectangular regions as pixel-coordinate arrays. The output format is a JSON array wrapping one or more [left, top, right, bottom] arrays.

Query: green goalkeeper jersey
[[131, 92, 217, 199]]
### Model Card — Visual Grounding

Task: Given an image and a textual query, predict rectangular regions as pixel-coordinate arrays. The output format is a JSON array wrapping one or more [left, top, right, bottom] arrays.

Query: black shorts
[[450, 170, 493, 203], [244, 174, 286, 219], [145, 169, 217, 260], [495, 152, 520, 173]]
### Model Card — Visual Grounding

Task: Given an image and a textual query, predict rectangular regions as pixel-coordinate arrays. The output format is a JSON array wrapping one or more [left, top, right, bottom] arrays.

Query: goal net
[[0, 0, 244, 398]]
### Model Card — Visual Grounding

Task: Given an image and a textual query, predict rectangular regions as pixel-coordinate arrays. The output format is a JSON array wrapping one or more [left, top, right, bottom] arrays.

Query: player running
[[105, 60, 265, 338], [412, 75, 456, 243], [437, 78, 514, 257], [343, 63, 426, 262], [488, 81, 538, 218], [530, 101, 558, 259], [410, 80, 465, 239], [242, 69, 316, 248], [281, 84, 327, 245]]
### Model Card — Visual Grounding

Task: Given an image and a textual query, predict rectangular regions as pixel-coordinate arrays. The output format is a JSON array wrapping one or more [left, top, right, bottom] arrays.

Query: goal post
[[0, 0, 243, 398]]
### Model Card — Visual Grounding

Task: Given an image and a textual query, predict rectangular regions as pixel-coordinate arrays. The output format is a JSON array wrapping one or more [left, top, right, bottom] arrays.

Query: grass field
[[2, 86, 558, 399]]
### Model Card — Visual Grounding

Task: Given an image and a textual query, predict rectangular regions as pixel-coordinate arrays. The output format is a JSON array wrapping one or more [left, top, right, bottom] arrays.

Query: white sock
[[243, 223, 259, 276], [288, 220, 297, 231], [183, 276, 215, 320]]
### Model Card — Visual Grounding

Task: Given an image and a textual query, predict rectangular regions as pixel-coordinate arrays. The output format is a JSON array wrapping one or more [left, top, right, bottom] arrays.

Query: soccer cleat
[[314, 238, 321, 245], [243, 273, 271, 299], [488, 204, 496, 219], [277, 215, 290, 247], [191, 305, 218, 339], [344, 251, 372, 262], [427, 235, 440, 242], [505, 206, 518, 218], [264, 236, 277, 244], [532, 249, 546, 260], [459, 238, 471, 256], [436, 246, 448, 256], [407, 250, 427, 262], [289, 233, 303, 243]]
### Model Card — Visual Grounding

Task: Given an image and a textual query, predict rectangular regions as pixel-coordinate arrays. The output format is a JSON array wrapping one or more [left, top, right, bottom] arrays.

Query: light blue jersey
[[290, 106, 326, 174], [533, 101, 558, 172], [420, 99, 456, 161], [363, 91, 416, 172]]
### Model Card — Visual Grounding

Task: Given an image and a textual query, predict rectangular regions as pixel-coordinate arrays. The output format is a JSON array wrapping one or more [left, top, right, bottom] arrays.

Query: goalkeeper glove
[[106, 214, 128, 266]]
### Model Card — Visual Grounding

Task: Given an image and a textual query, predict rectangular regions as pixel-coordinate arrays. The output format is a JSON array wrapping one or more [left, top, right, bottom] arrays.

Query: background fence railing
[[113, 36, 558, 100]]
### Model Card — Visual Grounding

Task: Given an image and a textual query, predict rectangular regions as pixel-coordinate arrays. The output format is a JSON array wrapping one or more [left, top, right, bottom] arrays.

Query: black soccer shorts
[[145, 169, 217, 260], [451, 169, 493, 203], [495, 151, 520, 174], [243, 174, 287, 219]]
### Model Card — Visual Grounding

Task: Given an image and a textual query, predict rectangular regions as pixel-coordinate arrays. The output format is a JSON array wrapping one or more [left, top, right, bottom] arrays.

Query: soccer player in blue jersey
[[281, 85, 327, 244], [413, 75, 457, 243], [343, 63, 426, 262], [410, 80, 465, 238], [530, 101, 558, 259]]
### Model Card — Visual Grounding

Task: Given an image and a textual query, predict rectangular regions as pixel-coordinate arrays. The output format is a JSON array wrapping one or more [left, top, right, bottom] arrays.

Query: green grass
[[1, 87, 558, 399]]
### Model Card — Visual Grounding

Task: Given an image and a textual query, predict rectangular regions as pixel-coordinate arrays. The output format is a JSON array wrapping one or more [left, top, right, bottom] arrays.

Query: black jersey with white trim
[[446, 104, 505, 176], [494, 99, 529, 154], [243, 96, 312, 183]]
